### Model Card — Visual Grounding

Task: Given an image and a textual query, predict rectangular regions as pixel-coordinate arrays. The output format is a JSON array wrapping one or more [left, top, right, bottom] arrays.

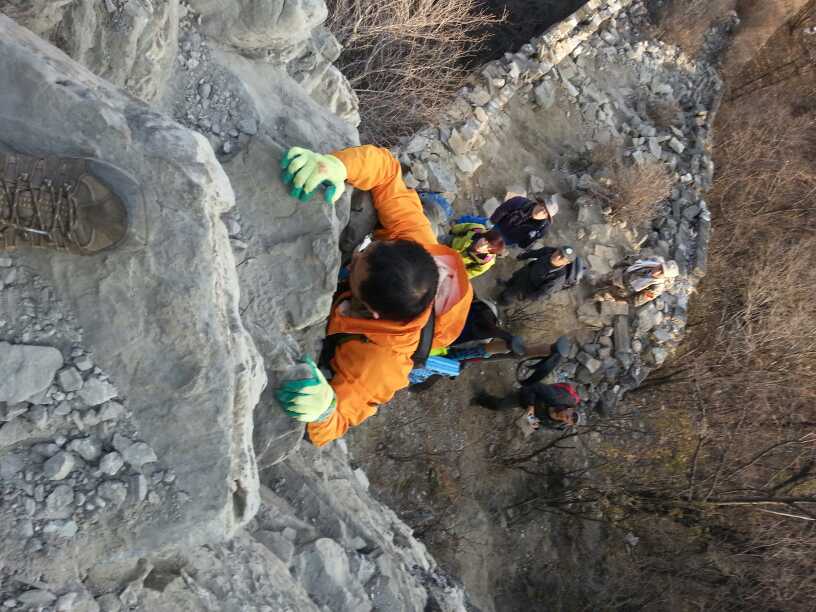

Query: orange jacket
[[307, 145, 473, 446]]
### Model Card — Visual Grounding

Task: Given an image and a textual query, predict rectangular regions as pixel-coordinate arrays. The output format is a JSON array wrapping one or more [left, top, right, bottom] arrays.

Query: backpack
[[550, 382, 581, 406]]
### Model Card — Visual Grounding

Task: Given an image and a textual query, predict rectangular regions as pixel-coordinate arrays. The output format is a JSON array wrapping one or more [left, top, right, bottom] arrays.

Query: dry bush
[[589, 159, 673, 229], [656, 0, 736, 57], [645, 98, 682, 129], [326, 0, 503, 144]]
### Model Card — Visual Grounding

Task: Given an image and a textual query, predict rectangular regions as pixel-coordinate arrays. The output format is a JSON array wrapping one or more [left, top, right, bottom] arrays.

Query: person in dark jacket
[[498, 246, 583, 305], [489, 195, 559, 249], [472, 382, 579, 431]]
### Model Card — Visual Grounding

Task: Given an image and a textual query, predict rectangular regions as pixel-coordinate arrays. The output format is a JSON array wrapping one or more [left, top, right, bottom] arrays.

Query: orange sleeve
[[306, 338, 414, 447], [332, 145, 437, 245]]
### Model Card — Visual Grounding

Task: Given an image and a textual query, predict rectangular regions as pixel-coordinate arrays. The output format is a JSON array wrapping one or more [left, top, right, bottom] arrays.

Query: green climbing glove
[[280, 146, 347, 204], [275, 356, 336, 423]]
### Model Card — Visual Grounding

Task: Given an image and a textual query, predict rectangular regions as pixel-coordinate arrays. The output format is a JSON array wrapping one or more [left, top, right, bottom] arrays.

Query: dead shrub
[[326, 0, 504, 145], [646, 98, 683, 129], [589, 159, 673, 229]]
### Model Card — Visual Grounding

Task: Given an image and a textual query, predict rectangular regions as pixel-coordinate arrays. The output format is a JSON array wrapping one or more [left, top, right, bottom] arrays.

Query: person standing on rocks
[[448, 222, 506, 279], [489, 194, 559, 249], [275, 145, 473, 446], [498, 246, 584, 305], [593, 257, 679, 307]]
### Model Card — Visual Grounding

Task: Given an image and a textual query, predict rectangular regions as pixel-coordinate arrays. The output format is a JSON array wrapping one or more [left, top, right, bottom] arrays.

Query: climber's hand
[[280, 146, 347, 204], [275, 356, 336, 423]]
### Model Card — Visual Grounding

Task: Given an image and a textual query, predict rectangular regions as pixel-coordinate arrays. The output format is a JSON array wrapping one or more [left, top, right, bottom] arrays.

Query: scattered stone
[[576, 352, 602, 374], [122, 442, 158, 468], [53, 401, 72, 417], [26, 405, 48, 429], [16, 590, 56, 607], [43, 519, 79, 539], [31, 442, 61, 457], [534, 79, 556, 108], [97, 481, 128, 507], [96, 594, 122, 612], [600, 301, 629, 317], [68, 436, 103, 462], [43, 451, 77, 480], [77, 377, 118, 407], [45, 485, 75, 519], [0, 415, 33, 448], [58, 367, 84, 392], [0, 342, 63, 403], [112, 433, 133, 453], [74, 356, 94, 372], [55, 592, 78, 612], [128, 474, 149, 503], [668, 137, 685, 154], [614, 315, 632, 355], [238, 118, 258, 135], [426, 161, 457, 193], [99, 452, 125, 476], [98, 401, 126, 422]]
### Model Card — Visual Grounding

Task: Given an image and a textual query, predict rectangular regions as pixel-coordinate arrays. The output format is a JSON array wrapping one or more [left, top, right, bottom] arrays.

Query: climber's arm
[[332, 146, 437, 245], [306, 338, 414, 446]]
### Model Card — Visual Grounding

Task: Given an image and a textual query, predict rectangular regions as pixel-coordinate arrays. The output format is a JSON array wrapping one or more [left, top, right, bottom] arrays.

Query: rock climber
[[593, 256, 679, 307], [489, 194, 560, 249], [0, 153, 128, 254], [472, 379, 580, 431], [498, 245, 585, 305], [275, 145, 473, 446], [448, 221, 506, 279]]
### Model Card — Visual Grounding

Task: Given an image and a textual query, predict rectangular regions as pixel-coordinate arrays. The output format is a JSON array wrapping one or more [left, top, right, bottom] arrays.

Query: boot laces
[[0, 157, 95, 251]]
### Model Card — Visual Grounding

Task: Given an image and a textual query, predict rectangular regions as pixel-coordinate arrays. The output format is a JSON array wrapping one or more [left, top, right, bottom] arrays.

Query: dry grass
[[656, 0, 736, 57], [588, 157, 673, 229], [645, 98, 682, 129], [326, 0, 503, 144]]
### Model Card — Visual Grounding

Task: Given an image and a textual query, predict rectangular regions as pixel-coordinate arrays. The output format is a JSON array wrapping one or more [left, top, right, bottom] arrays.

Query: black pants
[[454, 301, 514, 345]]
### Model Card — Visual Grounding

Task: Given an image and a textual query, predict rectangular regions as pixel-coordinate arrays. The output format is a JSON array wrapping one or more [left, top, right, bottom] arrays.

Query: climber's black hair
[[360, 240, 439, 322]]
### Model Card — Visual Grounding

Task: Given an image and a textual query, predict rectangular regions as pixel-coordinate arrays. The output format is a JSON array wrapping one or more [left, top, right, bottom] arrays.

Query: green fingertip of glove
[[324, 184, 337, 204], [279, 146, 346, 205], [275, 356, 336, 423]]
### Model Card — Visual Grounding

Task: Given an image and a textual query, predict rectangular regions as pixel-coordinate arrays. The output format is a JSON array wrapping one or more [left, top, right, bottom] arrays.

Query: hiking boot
[[0, 153, 128, 254]]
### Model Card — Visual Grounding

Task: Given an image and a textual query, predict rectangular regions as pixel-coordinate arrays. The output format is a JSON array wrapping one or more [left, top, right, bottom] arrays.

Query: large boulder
[[0, 14, 264, 583], [0, 0, 180, 105], [187, 0, 327, 50], [57, 0, 180, 104], [181, 45, 358, 467]]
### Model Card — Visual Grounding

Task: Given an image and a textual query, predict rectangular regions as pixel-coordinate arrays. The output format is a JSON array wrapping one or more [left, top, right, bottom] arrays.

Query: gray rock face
[[187, 46, 357, 468], [0, 13, 263, 584], [0, 342, 62, 403], [58, 0, 180, 104], [293, 538, 373, 612], [188, 0, 327, 50]]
